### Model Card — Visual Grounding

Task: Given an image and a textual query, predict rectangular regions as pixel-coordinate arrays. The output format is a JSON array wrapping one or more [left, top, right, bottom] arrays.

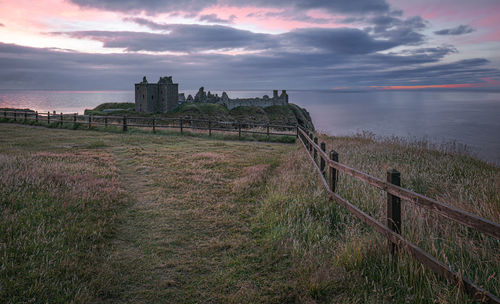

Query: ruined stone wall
[[221, 97, 288, 110]]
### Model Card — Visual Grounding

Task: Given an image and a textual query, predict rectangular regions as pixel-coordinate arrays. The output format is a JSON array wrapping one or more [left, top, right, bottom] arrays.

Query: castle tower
[[280, 90, 288, 103], [135, 76, 159, 113], [273, 90, 278, 99], [135, 76, 179, 113], [158, 76, 179, 112]]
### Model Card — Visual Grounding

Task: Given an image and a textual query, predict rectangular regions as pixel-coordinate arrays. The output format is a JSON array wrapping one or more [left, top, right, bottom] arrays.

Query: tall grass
[[258, 132, 499, 303], [0, 151, 125, 303]]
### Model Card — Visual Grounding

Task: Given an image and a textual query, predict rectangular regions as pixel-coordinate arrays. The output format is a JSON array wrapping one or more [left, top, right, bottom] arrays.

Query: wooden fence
[[297, 127, 500, 303], [1, 110, 298, 140]]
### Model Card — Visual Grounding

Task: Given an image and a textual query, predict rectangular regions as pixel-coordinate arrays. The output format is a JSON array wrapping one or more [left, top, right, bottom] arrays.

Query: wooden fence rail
[[1, 110, 298, 141], [297, 127, 499, 303]]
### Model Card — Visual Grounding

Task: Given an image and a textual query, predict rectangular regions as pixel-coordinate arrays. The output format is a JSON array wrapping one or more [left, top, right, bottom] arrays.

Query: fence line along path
[[298, 127, 499, 304], [1, 110, 299, 141]]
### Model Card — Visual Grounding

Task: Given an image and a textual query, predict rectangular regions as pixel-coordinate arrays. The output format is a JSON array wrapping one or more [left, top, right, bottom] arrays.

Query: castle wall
[[221, 96, 288, 110], [136, 76, 288, 113]]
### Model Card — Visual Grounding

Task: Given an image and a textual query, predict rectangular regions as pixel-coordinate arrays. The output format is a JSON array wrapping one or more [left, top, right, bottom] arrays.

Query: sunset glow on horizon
[[0, 0, 499, 90]]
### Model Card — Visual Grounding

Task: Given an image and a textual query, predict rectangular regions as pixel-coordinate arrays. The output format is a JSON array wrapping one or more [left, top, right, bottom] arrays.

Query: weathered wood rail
[[1, 110, 298, 141], [298, 127, 500, 303]]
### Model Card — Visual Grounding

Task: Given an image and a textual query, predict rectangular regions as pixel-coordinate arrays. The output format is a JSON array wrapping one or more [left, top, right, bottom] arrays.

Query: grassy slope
[[0, 124, 498, 303], [260, 133, 499, 303], [84, 102, 315, 130]]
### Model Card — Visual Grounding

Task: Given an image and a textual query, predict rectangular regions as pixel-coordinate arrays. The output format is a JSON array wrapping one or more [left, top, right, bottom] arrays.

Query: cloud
[[68, 0, 390, 15], [434, 24, 475, 35], [280, 28, 397, 54], [52, 25, 276, 52], [1, 42, 498, 91], [367, 15, 427, 45], [198, 13, 235, 24], [122, 17, 171, 30], [53, 20, 422, 55], [0, 22, 4, 27], [68, 0, 216, 14]]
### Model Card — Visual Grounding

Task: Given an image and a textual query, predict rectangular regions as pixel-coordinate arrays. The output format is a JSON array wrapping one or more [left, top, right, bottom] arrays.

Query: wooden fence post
[[304, 131, 308, 150], [238, 123, 241, 139], [320, 142, 326, 175], [47, 112, 50, 124], [60, 112, 63, 124], [24, 111, 27, 122], [73, 113, 77, 128], [329, 150, 339, 192], [387, 169, 401, 255], [3, 110, 6, 118], [122, 116, 127, 132], [152, 117, 156, 133], [266, 124, 270, 139], [88, 115, 91, 129], [104, 116, 108, 128], [35, 111, 38, 122], [180, 118, 183, 134], [208, 120, 212, 136], [313, 137, 318, 162], [296, 125, 299, 138], [13, 111, 16, 121], [308, 133, 313, 153]]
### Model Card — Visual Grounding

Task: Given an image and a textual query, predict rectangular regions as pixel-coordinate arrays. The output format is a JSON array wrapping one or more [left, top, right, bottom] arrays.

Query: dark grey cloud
[[52, 25, 275, 52], [198, 13, 235, 24], [367, 15, 427, 45], [53, 21, 420, 55], [2, 42, 498, 91], [434, 24, 475, 36], [280, 28, 396, 54], [69, 0, 390, 15], [122, 17, 170, 30], [0, 22, 4, 27], [248, 10, 330, 24], [69, 0, 217, 14]]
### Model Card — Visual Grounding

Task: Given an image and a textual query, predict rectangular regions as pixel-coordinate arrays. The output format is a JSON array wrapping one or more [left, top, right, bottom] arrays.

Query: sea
[[0, 89, 499, 165]]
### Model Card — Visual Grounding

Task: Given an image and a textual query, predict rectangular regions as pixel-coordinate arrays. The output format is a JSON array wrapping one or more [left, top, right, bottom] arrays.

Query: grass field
[[0, 123, 498, 303]]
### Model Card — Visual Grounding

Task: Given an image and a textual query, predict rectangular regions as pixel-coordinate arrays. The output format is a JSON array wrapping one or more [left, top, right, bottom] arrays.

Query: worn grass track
[[102, 135, 298, 303], [0, 124, 296, 303]]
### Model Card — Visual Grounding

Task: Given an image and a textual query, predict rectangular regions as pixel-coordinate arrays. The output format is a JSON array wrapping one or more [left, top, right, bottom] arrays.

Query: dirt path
[[100, 138, 294, 303]]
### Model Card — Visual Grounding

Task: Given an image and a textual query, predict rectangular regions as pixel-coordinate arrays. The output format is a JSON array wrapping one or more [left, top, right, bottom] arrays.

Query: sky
[[0, 0, 499, 90]]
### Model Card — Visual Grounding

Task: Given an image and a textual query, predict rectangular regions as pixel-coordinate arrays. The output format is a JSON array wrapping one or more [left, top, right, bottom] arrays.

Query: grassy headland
[[0, 124, 498, 303], [84, 102, 315, 130]]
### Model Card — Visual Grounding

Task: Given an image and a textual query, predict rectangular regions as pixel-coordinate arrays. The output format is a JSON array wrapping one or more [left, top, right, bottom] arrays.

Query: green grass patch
[[0, 148, 125, 303]]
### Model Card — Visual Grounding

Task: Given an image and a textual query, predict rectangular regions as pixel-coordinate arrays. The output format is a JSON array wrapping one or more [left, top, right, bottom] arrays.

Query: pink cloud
[[197, 5, 345, 32], [0, 0, 119, 33]]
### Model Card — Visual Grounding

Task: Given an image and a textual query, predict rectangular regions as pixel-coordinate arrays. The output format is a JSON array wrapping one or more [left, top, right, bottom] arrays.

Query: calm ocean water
[[0, 89, 499, 164]]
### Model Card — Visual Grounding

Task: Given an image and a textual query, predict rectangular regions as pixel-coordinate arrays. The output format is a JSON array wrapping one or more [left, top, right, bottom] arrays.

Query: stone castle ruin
[[135, 76, 288, 113], [135, 76, 179, 113]]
